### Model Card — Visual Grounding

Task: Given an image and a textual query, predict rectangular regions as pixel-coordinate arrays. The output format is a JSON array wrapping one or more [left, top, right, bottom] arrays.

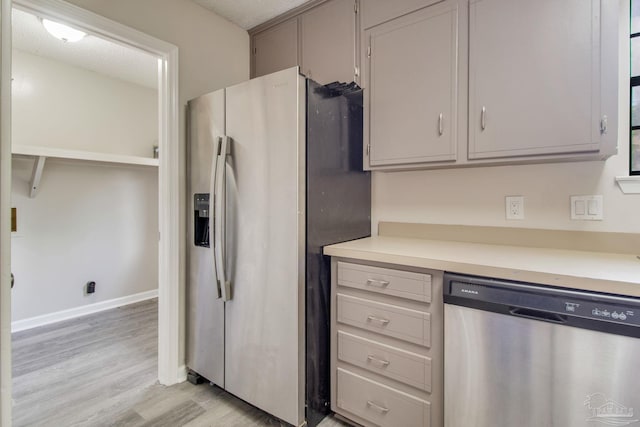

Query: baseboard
[[11, 289, 158, 333]]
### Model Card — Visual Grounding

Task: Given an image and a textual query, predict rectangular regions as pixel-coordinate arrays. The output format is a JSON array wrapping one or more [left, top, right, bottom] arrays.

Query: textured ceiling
[[193, 0, 309, 30], [12, 8, 158, 89]]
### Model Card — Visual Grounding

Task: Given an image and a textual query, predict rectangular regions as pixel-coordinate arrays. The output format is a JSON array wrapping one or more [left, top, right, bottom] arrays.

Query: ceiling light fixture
[[41, 19, 86, 43]]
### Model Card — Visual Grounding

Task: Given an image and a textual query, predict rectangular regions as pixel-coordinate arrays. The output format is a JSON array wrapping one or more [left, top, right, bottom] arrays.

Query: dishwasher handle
[[509, 307, 567, 324]]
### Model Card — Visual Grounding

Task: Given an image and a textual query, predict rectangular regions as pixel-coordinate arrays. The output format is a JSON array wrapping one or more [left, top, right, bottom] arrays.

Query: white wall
[[11, 50, 159, 322], [372, 0, 640, 235], [12, 50, 158, 156], [11, 159, 158, 321], [65, 0, 250, 103]]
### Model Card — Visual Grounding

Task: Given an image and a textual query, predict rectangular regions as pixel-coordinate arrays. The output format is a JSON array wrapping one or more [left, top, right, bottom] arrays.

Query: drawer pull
[[366, 400, 390, 414], [366, 278, 390, 287], [367, 355, 390, 367], [367, 315, 390, 325]]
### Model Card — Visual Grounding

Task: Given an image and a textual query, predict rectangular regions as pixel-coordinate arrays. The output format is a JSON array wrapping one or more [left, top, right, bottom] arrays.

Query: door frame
[[1, 2, 182, 422], [1, 0, 13, 424]]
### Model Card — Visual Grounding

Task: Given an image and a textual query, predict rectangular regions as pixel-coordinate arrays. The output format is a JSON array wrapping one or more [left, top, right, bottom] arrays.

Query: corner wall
[[11, 51, 159, 323], [12, 50, 158, 156], [11, 159, 158, 323]]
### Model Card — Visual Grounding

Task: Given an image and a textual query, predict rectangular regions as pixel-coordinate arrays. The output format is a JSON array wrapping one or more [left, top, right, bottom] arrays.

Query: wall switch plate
[[505, 196, 524, 220], [571, 195, 603, 220]]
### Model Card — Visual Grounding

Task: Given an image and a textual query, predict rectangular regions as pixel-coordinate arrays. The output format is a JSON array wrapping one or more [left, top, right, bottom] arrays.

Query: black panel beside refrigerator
[[305, 79, 371, 426]]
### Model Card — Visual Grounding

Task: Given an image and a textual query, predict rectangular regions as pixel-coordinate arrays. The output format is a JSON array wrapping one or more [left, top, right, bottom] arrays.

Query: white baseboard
[[11, 289, 158, 333]]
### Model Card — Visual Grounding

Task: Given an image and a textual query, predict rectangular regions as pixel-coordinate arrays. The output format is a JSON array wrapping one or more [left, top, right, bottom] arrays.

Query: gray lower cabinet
[[330, 260, 443, 427], [364, 0, 459, 167]]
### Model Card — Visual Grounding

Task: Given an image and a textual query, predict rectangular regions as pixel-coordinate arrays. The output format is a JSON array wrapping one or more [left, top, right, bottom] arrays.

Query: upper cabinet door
[[468, 0, 601, 160], [361, 0, 444, 29], [366, 1, 458, 167], [301, 0, 358, 84], [253, 19, 299, 78]]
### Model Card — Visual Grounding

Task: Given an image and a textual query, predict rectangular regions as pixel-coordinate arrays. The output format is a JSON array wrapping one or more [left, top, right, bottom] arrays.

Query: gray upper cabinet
[[251, 0, 359, 84], [361, 0, 443, 29], [301, 0, 358, 84], [252, 18, 299, 78], [251, 0, 618, 171], [468, 0, 605, 160], [365, 1, 458, 167], [363, 0, 617, 170]]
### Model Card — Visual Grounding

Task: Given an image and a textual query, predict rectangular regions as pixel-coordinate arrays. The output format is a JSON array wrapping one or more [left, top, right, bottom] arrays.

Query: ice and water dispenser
[[194, 193, 210, 247]]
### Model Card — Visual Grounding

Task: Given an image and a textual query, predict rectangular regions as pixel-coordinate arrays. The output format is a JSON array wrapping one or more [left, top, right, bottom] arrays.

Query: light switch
[[571, 195, 603, 220]]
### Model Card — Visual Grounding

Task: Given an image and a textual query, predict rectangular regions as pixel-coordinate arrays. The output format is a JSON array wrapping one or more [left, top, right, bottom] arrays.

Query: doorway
[[1, 0, 180, 424], [10, 5, 160, 330]]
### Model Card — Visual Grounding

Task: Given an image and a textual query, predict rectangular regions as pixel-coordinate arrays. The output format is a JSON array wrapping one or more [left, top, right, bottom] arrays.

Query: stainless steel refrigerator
[[187, 67, 370, 427]]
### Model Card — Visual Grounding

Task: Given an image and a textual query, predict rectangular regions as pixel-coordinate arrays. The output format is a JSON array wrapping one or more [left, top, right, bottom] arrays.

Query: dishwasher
[[443, 272, 640, 427]]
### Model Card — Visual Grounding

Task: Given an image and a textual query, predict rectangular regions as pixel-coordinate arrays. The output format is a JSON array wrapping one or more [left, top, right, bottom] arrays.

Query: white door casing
[[1, 0, 13, 424]]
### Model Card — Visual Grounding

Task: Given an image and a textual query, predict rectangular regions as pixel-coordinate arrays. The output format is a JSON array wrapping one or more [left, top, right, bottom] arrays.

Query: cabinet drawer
[[337, 294, 431, 347], [337, 368, 430, 427], [338, 330, 432, 392], [338, 262, 432, 302]]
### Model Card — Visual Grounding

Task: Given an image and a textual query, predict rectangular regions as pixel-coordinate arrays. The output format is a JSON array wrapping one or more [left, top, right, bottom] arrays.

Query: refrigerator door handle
[[214, 136, 232, 301], [210, 137, 222, 298]]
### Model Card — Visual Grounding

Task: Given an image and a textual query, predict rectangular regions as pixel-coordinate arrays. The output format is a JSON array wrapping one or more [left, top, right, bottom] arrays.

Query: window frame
[[631, 6, 640, 175]]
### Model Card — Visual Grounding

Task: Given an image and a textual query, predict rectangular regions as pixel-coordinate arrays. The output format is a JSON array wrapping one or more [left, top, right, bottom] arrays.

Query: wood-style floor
[[12, 299, 348, 427]]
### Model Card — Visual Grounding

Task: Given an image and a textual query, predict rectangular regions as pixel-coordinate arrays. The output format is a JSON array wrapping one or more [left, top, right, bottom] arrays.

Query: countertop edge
[[324, 240, 640, 298]]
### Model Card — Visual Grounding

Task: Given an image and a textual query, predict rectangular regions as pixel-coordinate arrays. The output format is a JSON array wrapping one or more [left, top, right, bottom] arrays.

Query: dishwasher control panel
[[578, 303, 636, 324], [445, 273, 640, 329], [559, 299, 638, 325]]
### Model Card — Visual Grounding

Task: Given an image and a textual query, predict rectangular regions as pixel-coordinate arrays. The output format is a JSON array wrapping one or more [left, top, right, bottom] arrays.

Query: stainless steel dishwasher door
[[445, 304, 640, 427]]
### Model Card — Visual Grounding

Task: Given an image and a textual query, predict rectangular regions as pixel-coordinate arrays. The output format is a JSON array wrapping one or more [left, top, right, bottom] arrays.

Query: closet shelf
[[12, 144, 160, 167], [12, 144, 159, 198]]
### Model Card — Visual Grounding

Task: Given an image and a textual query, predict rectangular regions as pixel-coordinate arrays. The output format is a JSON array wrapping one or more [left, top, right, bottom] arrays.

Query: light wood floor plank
[[12, 299, 350, 427]]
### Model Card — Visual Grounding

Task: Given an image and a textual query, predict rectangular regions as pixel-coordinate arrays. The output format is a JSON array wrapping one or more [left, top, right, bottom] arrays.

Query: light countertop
[[324, 236, 640, 297]]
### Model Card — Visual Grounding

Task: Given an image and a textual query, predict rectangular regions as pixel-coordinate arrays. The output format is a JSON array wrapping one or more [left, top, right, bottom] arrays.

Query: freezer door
[[223, 67, 305, 426], [186, 90, 225, 387]]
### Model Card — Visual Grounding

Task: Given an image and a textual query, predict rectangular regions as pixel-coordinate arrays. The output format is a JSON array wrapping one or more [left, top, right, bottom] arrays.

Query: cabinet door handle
[[481, 106, 487, 130], [367, 400, 390, 413], [438, 113, 444, 136], [600, 115, 608, 134], [367, 315, 390, 325], [366, 278, 389, 287], [367, 355, 390, 366]]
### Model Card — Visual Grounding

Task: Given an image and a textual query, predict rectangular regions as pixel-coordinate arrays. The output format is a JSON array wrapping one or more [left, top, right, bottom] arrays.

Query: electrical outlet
[[506, 196, 524, 220], [86, 281, 96, 294]]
